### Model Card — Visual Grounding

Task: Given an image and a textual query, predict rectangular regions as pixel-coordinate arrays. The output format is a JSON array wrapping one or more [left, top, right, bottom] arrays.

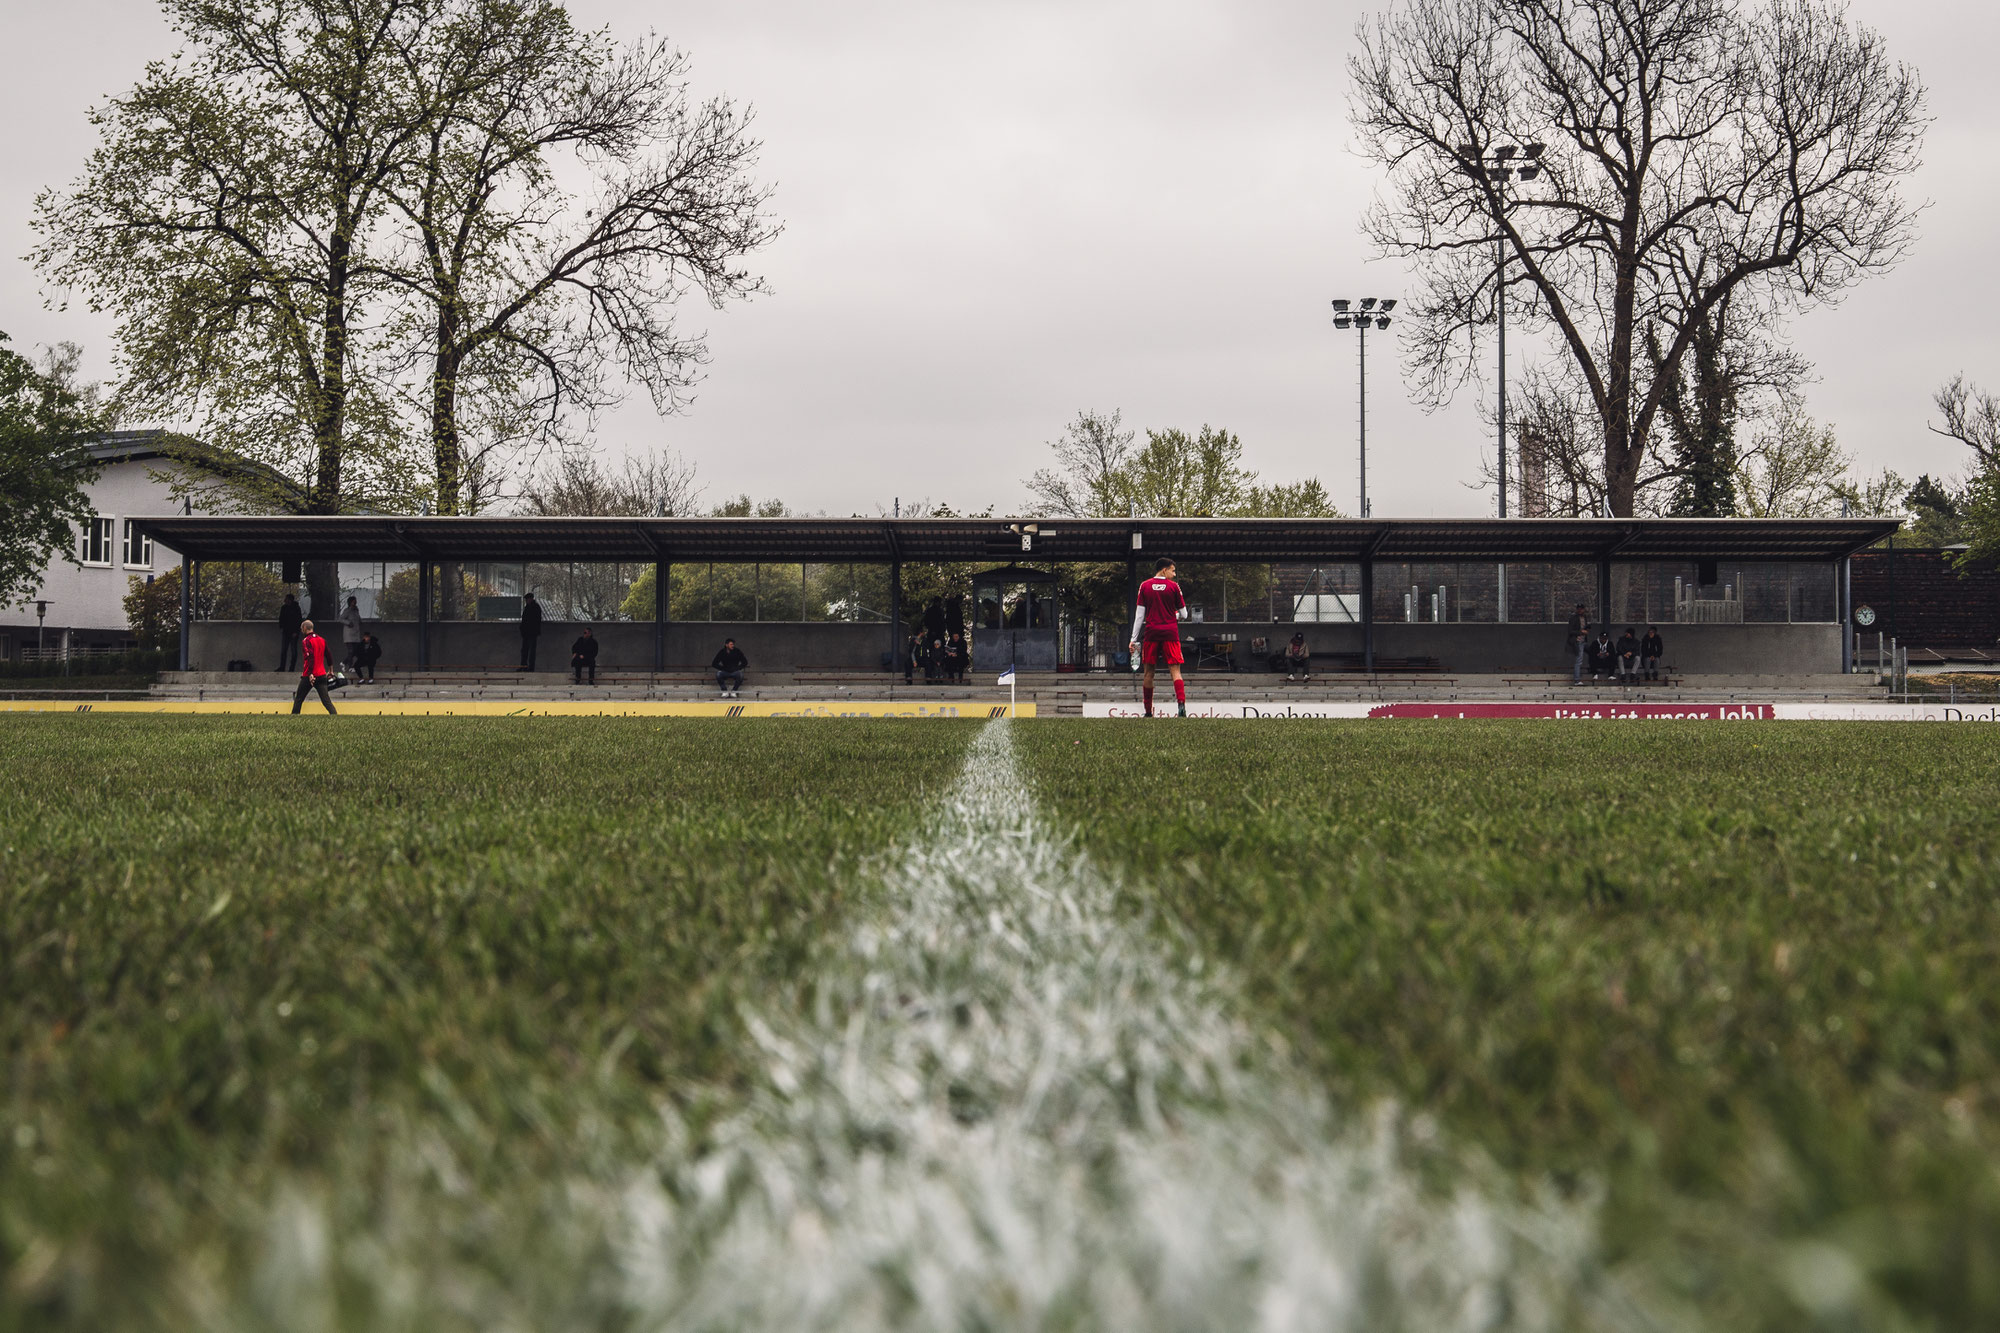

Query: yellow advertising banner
[[0, 699, 1032, 719]]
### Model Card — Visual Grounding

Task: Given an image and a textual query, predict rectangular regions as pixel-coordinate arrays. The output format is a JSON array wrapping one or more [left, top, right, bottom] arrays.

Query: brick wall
[[1850, 549, 2000, 649]]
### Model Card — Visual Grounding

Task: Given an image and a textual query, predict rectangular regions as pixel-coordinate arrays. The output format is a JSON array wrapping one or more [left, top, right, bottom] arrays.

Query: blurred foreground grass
[[0, 716, 973, 1331], [1020, 720, 2000, 1329]]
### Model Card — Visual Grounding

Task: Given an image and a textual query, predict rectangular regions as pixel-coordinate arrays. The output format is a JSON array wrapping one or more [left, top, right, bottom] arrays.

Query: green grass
[[1017, 721, 2000, 1329], [0, 717, 976, 1331]]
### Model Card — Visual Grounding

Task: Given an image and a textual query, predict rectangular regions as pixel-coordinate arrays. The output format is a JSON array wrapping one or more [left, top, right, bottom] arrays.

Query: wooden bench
[[1316, 653, 1444, 674]]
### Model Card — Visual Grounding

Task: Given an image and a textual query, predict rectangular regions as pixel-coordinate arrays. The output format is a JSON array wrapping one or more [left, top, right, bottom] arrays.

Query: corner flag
[[997, 665, 1017, 718], [996, 666, 1016, 685]]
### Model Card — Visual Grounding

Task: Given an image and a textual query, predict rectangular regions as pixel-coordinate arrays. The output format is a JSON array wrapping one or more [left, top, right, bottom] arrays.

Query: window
[[122, 520, 153, 569], [80, 516, 113, 565]]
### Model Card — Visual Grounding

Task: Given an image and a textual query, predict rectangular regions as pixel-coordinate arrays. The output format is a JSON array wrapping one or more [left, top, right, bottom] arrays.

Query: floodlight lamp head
[[1523, 143, 1546, 159], [1456, 143, 1478, 157], [1332, 298, 1350, 312], [1493, 144, 1517, 160], [1333, 316, 1351, 328], [1376, 316, 1391, 329], [1360, 297, 1377, 310], [1487, 166, 1512, 181], [1379, 298, 1397, 312], [1517, 165, 1540, 181]]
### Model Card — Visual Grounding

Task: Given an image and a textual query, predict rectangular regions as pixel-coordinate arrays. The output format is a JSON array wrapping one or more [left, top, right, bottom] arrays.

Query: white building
[[0, 432, 259, 661]]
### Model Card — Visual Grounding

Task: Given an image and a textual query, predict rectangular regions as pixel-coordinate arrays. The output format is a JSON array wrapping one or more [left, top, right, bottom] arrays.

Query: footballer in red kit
[[1128, 556, 1189, 717]]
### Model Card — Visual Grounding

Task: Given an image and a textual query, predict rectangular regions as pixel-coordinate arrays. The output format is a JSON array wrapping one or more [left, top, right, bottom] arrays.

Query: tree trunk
[[432, 333, 465, 620], [305, 233, 353, 620]]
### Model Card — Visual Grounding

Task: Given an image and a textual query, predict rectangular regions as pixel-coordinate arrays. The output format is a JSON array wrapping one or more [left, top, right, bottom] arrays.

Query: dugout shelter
[[137, 514, 1897, 676]]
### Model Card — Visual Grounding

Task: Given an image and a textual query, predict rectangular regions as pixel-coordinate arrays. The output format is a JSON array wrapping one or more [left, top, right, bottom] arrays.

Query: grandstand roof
[[134, 514, 1899, 565]]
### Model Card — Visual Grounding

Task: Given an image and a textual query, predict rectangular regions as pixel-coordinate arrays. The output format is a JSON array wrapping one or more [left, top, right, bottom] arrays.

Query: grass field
[[3, 716, 1999, 1329], [1022, 722, 2000, 1329]]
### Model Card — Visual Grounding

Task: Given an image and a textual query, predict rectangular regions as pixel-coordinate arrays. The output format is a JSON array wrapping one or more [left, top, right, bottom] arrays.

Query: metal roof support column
[[178, 558, 193, 672], [888, 559, 903, 679], [1361, 557, 1374, 673], [1597, 559, 1611, 630], [417, 560, 432, 670], [1841, 555, 1854, 674], [653, 561, 668, 672]]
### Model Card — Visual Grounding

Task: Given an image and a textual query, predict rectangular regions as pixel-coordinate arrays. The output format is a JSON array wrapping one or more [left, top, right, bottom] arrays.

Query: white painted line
[[610, 721, 1623, 1329], [1080, 700, 1994, 721]]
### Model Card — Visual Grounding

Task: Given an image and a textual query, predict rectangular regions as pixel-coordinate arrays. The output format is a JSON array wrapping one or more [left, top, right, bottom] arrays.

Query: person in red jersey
[[1128, 556, 1189, 717], [291, 618, 338, 715]]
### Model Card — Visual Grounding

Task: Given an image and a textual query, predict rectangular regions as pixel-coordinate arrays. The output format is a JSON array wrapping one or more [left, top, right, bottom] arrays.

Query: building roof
[[132, 514, 1901, 565]]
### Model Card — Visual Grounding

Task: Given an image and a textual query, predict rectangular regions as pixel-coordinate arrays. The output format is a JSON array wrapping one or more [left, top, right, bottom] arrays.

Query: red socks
[[1142, 686, 1154, 715], [1173, 679, 1186, 705]]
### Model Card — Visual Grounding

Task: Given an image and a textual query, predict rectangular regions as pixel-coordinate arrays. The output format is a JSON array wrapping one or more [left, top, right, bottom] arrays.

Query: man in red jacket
[[292, 618, 338, 715]]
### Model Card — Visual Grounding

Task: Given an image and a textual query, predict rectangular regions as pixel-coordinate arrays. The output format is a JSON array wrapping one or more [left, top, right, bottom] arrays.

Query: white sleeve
[[1130, 599, 1146, 641]]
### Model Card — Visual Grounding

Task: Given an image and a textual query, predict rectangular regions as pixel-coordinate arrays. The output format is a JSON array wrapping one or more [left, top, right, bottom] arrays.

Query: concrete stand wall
[[192, 620, 896, 673], [193, 617, 1842, 676]]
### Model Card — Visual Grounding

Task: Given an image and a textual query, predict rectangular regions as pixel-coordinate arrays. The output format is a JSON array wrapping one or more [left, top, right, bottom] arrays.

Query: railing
[[1675, 590, 1742, 623]]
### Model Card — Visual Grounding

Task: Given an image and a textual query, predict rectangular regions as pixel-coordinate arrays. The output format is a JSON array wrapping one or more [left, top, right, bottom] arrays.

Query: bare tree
[[389, 4, 777, 516], [1350, 0, 1927, 515], [518, 447, 699, 517], [1027, 410, 1135, 517], [1930, 375, 2000, 472]]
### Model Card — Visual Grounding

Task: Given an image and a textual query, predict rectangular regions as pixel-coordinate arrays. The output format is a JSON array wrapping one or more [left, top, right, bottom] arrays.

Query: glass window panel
[[1371, 563, 1413, 622], [1740, 564, 1788, 622], [708, 564, 757, 621], [1648, 562, 1692, 625], [1456, 562, 1500, 623], [1273, 563, 1361, 623], [1550, 564, 1598, 622], [1791, 562, 1837, 622], [1409, 563, 1457, 622], [1502, 564, 1550, 622], [1610, 563, 1646, 625]]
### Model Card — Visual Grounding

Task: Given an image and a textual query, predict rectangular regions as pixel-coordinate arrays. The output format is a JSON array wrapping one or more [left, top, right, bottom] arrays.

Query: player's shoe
[[1177, 703, 1186, 717]]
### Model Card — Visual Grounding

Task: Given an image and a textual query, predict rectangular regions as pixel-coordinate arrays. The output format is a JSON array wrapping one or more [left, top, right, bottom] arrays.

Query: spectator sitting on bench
[[356, 632, 381, 684], [1590, 629, 1615, 681], [712, 638, 748, 697], [1616, 627, 1641, 682], [1641, 626, 1665, 681], [1282, 632, 1311, 680], [571, 627, 600, 685]]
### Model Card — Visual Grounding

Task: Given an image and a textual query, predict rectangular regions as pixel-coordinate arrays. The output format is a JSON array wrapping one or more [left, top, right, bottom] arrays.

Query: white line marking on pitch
[[614, 720, 1635, 1330]]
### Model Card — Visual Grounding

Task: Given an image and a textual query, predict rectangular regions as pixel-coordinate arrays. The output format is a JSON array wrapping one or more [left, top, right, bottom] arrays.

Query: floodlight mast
[[1332, 297, 1395, 518], [1455, 141, 1545, 517]]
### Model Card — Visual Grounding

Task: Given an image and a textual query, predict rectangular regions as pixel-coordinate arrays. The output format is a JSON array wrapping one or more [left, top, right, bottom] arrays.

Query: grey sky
[[3, 0, 1996, 517]]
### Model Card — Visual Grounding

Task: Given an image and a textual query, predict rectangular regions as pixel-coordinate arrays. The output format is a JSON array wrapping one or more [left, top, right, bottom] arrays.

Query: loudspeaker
[[1697, 560, 1718, 587], [282, 560, 302, 584]]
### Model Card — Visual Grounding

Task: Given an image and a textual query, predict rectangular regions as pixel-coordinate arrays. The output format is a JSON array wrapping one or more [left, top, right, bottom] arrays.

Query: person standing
[[571, 627, 600, 685], [1566, 602, 1591, 685], [338, 595, 364, 673], [712, 637, 748, 696], [277, 592, 303, 674], [291, 619, 337, 715], [1128, 556, 1189, 717], [519, 591, 542, 671], [1641, 626, 1665, 682]]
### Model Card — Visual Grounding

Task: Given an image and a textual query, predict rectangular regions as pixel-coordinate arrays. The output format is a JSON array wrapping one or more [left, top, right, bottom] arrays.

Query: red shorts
[[1140, 637, 1183, 666]]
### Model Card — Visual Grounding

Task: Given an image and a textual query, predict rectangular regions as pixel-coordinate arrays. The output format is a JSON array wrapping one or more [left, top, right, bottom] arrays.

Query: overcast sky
[[3, 0, 1996, 517]]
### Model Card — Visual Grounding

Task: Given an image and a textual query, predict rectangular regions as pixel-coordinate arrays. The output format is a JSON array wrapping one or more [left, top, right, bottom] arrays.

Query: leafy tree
[[34, 0, 438, 616], [1901, 474, 1967, 547], [1351, 0, 1927, 515], [1734, 407, 1851, 517], [0, 332, 106, 608]]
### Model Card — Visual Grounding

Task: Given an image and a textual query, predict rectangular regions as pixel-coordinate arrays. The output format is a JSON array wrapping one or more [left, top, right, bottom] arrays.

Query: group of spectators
[[1566, 604, 1665, 683], [904, 630, 970, 684]]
